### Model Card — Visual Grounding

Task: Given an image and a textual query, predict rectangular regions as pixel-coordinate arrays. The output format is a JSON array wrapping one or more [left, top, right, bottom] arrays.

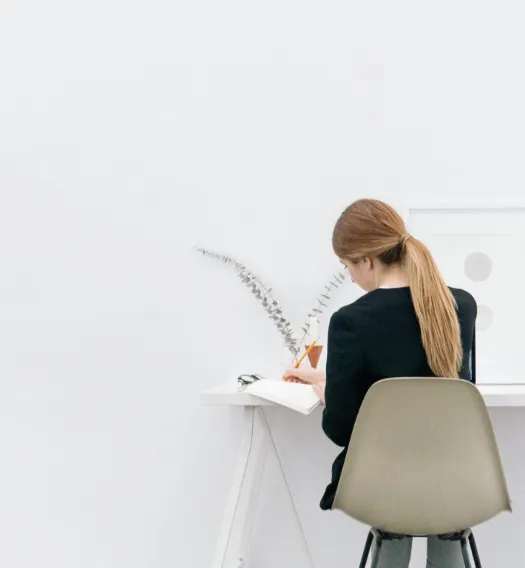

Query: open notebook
[[245, 379, 321, 415]]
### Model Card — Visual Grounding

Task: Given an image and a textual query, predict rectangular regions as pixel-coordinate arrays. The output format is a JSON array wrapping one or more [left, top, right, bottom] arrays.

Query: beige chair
[[332, 377, 511, 568]]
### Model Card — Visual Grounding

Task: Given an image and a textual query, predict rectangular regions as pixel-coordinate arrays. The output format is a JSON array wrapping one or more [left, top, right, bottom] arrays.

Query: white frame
[[403, 200, 525, 232], [404, 200, 525, 386]]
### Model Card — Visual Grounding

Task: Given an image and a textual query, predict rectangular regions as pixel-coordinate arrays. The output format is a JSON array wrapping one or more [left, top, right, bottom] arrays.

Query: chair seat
[[359, 528, 484, 568]]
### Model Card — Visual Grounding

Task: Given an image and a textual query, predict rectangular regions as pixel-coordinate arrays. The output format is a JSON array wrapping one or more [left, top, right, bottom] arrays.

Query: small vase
[[305, 344, 323, 369]]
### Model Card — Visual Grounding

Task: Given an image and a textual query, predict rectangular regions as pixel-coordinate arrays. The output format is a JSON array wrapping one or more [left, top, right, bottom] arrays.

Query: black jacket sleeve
[[322, 309, 365, 447]]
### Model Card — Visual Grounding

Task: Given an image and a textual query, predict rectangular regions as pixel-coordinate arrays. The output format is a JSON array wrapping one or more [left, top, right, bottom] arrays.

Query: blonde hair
[[332, 199, 462, 378]]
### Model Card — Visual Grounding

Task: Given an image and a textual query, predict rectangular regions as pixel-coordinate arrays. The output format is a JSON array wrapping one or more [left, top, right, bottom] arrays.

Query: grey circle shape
[[477, 305, 494, 331], [464, 252, 493, 282]]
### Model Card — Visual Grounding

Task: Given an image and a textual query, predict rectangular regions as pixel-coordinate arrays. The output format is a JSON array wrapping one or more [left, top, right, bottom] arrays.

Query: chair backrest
[[333, 378, 511, 535]]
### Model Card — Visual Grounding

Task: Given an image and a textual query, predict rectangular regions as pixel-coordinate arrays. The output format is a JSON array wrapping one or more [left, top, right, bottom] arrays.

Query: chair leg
[[370, 533, 383, 568], [358, 531, 374, 568], [460, 535, 472, 568], [468, 532, 482, 568]]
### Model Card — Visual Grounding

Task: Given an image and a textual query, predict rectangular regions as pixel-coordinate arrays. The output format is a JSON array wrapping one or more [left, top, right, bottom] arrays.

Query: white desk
[[202, 381, 525, 408], [202, 382, 525, 568]]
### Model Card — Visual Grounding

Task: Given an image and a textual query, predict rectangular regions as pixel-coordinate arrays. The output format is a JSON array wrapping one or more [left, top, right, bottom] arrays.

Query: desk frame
[[212, 406, 316, 568]]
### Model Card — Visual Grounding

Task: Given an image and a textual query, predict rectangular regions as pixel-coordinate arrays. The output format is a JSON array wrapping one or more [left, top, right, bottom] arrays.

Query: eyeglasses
[[237, 374, 264, 388]]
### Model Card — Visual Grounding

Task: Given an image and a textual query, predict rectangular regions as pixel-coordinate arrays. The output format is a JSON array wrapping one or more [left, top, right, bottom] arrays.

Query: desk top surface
[[202, 381, 525, 408]]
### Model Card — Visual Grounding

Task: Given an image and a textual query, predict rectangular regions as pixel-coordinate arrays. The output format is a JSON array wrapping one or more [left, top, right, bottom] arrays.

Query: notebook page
[[246, 380, 320, 415]]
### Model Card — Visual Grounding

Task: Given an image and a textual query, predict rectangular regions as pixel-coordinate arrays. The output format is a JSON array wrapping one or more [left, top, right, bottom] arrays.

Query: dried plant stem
[[197, 248, 299, 356], [197, 247, 347, 357], [299, 271, 347, 344]]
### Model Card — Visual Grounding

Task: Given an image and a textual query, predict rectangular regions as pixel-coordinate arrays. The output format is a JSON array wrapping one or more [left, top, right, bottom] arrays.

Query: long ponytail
[[403, 236, 462, 378], [332, 199, 462, 378]]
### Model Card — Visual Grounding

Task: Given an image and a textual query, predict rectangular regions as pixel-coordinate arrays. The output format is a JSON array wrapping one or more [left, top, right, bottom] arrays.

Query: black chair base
[[359, 528, 482, 568]]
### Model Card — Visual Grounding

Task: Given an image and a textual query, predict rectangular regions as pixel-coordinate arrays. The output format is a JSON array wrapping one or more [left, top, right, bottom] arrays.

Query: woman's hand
[[313, 381, 326, 403], [282, 367, 326, 385]]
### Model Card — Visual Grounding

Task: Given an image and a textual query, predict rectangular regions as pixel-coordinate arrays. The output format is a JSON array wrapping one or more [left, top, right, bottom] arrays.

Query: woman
[[284, 199, 477, 568]]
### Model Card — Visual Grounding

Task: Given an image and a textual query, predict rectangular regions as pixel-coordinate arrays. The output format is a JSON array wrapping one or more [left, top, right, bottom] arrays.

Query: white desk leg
[[235, 432, 268, 567], [212, 407, 269, 568], [212, 407, 256, 568], [257, 408, 317, 568], [212, 407, 316, 568]]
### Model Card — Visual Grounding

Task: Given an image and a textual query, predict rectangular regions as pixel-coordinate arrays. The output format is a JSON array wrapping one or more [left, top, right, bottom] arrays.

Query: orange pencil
[[283, 341, 318, 382], [294, 340, 317, 369]]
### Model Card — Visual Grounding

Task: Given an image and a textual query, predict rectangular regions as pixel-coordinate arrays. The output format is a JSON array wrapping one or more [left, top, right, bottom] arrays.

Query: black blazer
[[320, 287, 477, 510]]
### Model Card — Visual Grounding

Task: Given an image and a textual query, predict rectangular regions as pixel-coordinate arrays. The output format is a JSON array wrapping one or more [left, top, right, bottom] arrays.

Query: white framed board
[[407, 203, 525, 385]]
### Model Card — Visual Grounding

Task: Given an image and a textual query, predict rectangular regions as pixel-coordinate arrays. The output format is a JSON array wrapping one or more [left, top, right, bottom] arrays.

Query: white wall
[[0, 1, 524, 566]]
